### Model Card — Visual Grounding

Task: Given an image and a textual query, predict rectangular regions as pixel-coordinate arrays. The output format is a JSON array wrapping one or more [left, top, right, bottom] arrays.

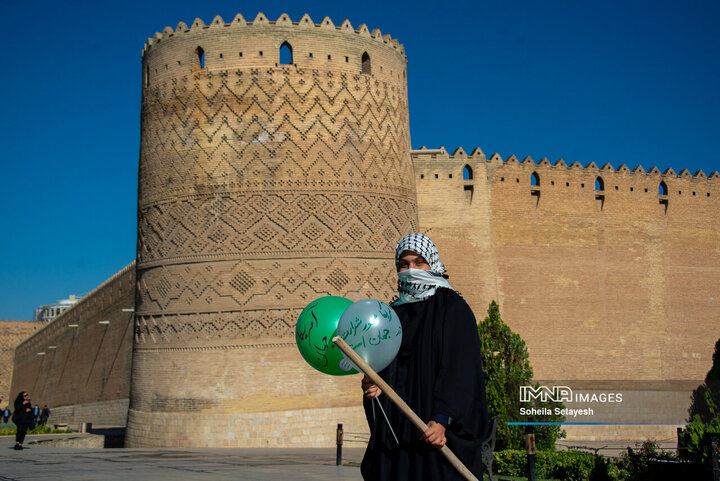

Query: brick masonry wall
[[130, 13, 416, 448], [10, 263, 135, 425], [414, 149, 719, 439], [49, 399, 130, 428], [126, 405, 366, 448], [0, 321, 39, 405]]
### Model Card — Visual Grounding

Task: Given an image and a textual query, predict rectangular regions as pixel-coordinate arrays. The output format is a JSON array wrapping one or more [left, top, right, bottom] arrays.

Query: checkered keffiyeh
[[394, 233, 445, 275], [393, 233, 453, 305]]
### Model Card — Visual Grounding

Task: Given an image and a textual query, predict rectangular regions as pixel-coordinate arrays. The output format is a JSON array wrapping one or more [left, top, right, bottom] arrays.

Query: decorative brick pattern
[[129, 14, 417, 448], [0, 321, 39, 404]]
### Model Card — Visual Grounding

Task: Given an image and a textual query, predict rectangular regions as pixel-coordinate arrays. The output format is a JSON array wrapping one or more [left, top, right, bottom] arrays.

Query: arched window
[[280, 41, 293, 65], [595, 176, 605, 191], [463, 165, 473, 180], [658, 181, 668, 195], [530, 172, 540, 186], [196, 47, 205, 69], [361, 52, 371, 74]]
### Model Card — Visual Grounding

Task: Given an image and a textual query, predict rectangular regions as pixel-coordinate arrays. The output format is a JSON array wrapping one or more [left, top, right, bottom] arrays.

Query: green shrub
[[677, 419, 720, 463], [493, 449, 601, 481], [493, 449, 526, 477], [0, 425, 73, 436], [604, 440, 681, 481]]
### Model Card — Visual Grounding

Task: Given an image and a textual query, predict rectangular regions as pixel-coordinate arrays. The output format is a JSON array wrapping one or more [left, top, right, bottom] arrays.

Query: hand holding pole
[[332, 335, 479, 481]]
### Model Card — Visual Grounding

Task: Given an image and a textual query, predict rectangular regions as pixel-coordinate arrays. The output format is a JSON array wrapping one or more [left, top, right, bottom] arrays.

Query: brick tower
[[127, 13, 418, 447]]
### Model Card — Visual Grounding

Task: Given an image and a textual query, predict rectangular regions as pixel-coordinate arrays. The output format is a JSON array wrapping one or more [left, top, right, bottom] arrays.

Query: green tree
[[688, 337, 720, 423], [678, 337, 720, 463], [477, 300, 565, 450]]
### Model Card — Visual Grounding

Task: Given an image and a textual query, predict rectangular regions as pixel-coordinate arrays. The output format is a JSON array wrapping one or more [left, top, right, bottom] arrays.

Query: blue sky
[[1, 0, 718, 320]]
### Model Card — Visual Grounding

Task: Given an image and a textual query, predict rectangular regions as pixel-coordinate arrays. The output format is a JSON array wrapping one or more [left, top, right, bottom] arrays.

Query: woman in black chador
[[361, 233, 489, 480], [12, 391, 33, 450]]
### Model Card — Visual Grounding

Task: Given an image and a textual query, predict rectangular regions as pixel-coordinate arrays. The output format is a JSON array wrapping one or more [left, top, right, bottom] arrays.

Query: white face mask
[[394, 269, 453, 305]]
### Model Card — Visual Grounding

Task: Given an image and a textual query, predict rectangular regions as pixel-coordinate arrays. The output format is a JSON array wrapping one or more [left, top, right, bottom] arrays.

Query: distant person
[[2, 406, 10, 424], [32, 405, 40, 425], [40, 405, 50, 425], [12, 392, 33, 450]]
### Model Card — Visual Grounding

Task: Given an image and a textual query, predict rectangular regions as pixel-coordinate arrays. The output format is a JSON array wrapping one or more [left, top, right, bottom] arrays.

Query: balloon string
[[374, 396, 399, 445]]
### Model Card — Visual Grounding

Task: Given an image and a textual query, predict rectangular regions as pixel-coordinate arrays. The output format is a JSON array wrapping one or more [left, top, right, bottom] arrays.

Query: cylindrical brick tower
[[127, 13, 418, 447]]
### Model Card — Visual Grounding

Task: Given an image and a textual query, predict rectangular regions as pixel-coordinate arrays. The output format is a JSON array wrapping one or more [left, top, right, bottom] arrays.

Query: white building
[[34, 295, 81, 323]]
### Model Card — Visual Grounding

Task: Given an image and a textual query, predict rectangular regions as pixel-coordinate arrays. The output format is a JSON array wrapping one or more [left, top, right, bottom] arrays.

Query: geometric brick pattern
[[128, 14, 418, 447], [134, 258, 397, 345], [136, 18, 417, 347], [135, 21, 417, 348], [138, 191, 415, 264]]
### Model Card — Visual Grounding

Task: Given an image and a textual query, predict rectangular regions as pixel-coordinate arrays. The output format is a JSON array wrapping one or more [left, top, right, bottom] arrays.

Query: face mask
[[394, 269, 453, 305]]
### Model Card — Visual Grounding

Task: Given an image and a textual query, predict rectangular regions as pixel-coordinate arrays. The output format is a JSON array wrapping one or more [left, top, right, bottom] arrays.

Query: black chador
[[361, 287, 490, 480]]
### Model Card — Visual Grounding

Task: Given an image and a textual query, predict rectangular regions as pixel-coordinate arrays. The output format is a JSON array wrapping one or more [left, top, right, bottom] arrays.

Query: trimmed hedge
[[494, 450, 603, 481], [0, 424, 73, 436]]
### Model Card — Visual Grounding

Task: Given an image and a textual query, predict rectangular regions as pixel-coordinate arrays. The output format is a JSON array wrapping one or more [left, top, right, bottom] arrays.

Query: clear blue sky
[[1, 0, 718, 320]]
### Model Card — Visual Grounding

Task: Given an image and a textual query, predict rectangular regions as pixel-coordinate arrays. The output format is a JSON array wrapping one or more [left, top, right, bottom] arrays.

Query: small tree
[[688, 338, 720, 423], [678, 337, 720, 463], [477, 301, 565, 450]]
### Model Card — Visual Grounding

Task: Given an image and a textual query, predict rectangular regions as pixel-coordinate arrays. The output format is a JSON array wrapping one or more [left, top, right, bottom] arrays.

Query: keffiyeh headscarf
[[393, 233, 453, 305]]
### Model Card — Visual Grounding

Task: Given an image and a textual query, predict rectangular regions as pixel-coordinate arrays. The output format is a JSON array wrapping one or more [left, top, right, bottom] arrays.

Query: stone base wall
[[49, 399, 129, 428], [29, 434, 105, 449], [563, 424, 679, 443], [125, 405, 368, 448]]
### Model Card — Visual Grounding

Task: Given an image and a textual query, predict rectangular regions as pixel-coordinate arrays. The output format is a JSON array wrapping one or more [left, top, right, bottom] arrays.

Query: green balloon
[[295, 296, 358, 376]]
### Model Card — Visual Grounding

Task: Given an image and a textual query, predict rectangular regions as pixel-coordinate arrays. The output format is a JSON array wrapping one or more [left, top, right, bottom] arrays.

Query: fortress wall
[[487, 159, 719, 382], [10, 263, 135, 427], [414, 152, 719, 440], [0, 321, 40, 405], [130, 14, 415, 447], [411, 148, 500, 314]]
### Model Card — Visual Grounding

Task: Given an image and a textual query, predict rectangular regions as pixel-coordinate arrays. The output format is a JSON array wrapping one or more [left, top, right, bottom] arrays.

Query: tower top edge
[[142, 13, 405, 57]]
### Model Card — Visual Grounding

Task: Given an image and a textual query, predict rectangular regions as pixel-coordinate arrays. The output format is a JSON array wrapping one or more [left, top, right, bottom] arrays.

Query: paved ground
[[0, 435, 366, 481], [0, 433, 680, 480]]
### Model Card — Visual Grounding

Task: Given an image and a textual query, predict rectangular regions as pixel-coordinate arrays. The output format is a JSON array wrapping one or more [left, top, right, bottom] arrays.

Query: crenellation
[[451, 146, 466, 157], [470, 147, 486, 159]]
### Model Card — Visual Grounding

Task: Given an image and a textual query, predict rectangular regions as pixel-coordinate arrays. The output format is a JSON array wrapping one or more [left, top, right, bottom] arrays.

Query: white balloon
[[337, 299, 402, 372]]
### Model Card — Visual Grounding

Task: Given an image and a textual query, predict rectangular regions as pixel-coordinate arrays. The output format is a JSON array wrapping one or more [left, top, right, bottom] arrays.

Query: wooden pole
[[332, 336, 479, 481]]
